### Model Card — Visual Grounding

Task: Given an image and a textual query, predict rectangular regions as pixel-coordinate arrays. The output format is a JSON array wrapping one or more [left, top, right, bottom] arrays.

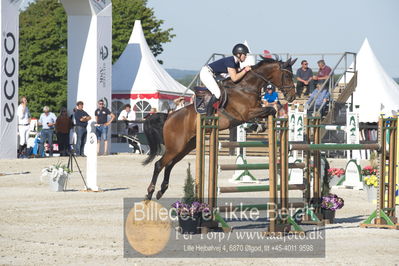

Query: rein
[[250, 68, 293, 91]]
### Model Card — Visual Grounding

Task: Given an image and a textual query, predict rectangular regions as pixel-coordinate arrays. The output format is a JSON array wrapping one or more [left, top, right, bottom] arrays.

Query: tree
[[19, 0, 175, 118], [112, 0, 175, 64], [19, 0, 67, 118]]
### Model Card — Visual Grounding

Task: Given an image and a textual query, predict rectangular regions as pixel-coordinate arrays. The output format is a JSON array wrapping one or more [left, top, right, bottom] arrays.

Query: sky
[[147, 0, 399, 77]]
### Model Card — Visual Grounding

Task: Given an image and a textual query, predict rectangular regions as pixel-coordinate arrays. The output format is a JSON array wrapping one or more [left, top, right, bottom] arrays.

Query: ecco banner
[[0, 0, 22, 159]]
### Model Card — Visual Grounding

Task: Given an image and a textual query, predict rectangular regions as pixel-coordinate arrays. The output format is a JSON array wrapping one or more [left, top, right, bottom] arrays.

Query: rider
[[199, 43, 252, 115]]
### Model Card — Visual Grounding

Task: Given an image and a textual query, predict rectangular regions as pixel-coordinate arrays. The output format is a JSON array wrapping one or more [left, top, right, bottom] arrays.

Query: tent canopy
[[112, 20, 190, 99], [350, 39, 399, 122]]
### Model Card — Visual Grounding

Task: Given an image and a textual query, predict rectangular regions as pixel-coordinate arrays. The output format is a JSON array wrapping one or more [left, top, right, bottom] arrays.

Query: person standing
[[55, 108, 73, 156], [118, 104, 138, 135], [17, 96, 31, 156], [296, 60, 314, 97], [95, 99, 115, 155], [38, 106, 57, 157], [199, 43, 252, 115], [74, 101, 91, 156]]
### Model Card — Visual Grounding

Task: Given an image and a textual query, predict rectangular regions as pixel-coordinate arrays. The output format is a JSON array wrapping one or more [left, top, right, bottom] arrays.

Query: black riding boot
[[206, 95, 219, 116]]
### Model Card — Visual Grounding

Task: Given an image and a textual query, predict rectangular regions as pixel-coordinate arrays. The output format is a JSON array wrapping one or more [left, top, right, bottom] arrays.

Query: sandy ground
[[0, 154, 398, 265]]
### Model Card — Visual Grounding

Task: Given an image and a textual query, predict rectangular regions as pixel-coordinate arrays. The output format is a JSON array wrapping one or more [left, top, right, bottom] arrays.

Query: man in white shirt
[[118, 104, 138, 135], [17, 96, 31, 156], [38, 106, 57, 157]]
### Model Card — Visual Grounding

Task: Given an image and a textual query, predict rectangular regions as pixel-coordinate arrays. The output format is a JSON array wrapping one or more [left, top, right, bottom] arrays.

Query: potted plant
[[327, 167, 345, 187], [171, 163, 211, 234], [363, 175, 378, 202], [172, 201, 211, 234], [321, 193, 344, 223], [41, 163, 71, 192], [361, 165, 378, 179]]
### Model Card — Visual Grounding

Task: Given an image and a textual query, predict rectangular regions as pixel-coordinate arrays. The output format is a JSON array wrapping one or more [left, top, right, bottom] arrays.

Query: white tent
[[348, 39, 399, 122], [112, 20, 191, 118]]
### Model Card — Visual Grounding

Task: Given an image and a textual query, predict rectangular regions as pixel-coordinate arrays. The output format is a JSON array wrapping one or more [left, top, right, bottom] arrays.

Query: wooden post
[[280, 119, 288, 211], [313, 118, 321, 207], [267, 115, 277, 232], [195, 114, 205, 202], [304, 117, 311, 205], [376, 117, 386, 224], [208, 115, 219, 209], [387, 117, 397, 217]]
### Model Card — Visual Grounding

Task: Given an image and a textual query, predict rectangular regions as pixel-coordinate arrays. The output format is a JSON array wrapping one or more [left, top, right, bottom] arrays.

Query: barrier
[[196, 114, 307, 233], [306, 116, 398, 229], [196, 113, 399, 233]]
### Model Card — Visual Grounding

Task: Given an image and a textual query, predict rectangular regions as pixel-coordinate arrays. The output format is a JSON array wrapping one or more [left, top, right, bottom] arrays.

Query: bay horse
[[143, 57, 297, 200]]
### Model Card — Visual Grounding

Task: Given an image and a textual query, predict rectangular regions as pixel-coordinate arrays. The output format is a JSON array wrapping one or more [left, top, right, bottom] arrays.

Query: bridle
[[250, 66, 294, 92]]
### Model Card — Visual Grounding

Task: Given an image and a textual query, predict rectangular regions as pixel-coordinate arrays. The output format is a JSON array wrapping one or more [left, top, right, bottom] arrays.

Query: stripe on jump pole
[[289, 143, 380, 151], [220, 140, 306, 148], [219, 184, 306, 193], [219, 162, 305, 171], [217, 202, 305, 212]]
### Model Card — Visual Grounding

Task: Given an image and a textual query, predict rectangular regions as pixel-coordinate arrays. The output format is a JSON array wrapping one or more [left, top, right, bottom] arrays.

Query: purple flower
[[172, 201, 211, 217], [321, 194, 344, 211]]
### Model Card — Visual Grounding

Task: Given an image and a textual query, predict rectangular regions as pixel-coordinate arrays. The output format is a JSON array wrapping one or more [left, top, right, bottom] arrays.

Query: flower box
[[172, 201, 211, 234], [41, 163, 71, 192], [48, 173, 68, 192], [321, 209, 335, 224], [178, 213, 203, 234]]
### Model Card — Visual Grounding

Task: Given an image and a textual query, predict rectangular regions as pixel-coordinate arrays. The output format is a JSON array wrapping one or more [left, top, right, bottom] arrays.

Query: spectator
[[17, 96, 31, 156], [262, 84, 279, 110], [305, 84, 330, 117], [38, 106, 57, 157], [118, 104, 138, 135], [55, 107, 73, 156], [313, 59, 332, 87], [296, 60, 314, 97], [74, 101, 91, 156], [95, 99, 115, 155], [144, 108, 157, 119]]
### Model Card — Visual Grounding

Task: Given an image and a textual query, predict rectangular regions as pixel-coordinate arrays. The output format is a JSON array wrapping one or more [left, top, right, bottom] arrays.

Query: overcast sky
[[147, 0, 399, 77]]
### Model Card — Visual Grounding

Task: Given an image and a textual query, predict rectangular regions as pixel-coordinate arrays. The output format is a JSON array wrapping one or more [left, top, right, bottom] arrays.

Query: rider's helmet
[[265, 84, 276, 92], [232, 43, 249, 56]]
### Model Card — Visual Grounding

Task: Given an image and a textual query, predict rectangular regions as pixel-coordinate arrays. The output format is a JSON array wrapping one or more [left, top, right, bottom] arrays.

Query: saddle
[[194, 86, 228, 114]]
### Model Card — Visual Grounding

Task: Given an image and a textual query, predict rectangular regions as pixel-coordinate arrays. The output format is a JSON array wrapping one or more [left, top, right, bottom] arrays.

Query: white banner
[[346, 111, 361, 161], [346, 111, 360, 144], [294, 112, 305, 142], [0, 0, 22, 159]]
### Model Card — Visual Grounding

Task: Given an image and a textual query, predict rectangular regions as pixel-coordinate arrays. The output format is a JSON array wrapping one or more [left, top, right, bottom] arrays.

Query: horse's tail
[[142, 113, 168, 165]]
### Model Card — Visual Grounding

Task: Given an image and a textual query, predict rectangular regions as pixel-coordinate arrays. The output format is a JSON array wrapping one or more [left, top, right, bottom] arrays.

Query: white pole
[[61, 0, 112, 191]]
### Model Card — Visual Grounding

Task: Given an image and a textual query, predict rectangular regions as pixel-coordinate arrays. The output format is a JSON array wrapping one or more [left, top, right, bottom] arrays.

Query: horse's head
[[253, 57, 297, 102]]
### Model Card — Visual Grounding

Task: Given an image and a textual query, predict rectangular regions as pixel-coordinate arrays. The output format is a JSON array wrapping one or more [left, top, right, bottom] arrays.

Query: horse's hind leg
[[146, 147, 184, 200], [146, 158, 164, 200], [156, 138, 196, 200]]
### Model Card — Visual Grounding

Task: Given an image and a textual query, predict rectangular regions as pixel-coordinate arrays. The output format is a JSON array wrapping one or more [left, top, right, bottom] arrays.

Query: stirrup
[[206, 95, 219, 116]]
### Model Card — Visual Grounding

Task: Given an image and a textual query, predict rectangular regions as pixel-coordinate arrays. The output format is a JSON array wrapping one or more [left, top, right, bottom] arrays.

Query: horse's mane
[[251, 57, 282, 71]]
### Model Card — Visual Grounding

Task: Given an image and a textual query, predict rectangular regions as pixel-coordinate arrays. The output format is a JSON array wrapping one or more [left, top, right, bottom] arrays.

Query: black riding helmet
[[232, 43, 249, 56], [265, 83, 276, 92]]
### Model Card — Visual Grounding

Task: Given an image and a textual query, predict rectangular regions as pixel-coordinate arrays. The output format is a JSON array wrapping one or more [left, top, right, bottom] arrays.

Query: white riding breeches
[[199, 66, 221, 99], [18, 125, 30, 146]]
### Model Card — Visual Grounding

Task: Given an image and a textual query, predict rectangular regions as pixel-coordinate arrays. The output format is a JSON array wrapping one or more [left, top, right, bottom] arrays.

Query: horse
[[143, 57, 298, 200]]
